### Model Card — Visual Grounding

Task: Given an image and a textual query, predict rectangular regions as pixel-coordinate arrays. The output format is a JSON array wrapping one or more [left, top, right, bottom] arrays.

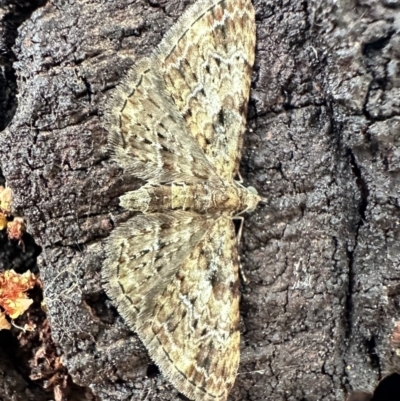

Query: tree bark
[[0, 0, 400, 400]]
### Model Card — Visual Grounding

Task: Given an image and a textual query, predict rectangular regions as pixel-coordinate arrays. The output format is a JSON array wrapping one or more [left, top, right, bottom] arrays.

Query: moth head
[[243, 186, 261, 213]]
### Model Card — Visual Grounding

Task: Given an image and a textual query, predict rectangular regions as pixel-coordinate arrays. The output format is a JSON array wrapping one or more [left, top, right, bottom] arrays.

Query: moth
[[102, 0, 259, 400]]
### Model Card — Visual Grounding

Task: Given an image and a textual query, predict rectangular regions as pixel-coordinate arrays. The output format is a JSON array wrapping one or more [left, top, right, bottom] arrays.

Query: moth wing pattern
[[103, 211, 214, 329], [137, 216, 240, 401], [156, 0, 256, 179], [105, 57, 218, 184], [103, 0, 257, 400]]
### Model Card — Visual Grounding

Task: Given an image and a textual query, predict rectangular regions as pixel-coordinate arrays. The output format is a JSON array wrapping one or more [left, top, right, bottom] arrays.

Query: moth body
[[120, 181, 260, 215]]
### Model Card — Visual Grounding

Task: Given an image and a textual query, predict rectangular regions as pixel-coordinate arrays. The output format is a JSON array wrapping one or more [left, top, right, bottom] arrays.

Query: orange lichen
[[0, 311, 11, 330], [0, 186, 27, 244], [7, 217, 26, 242], [0, 214, 7, 230], [0, 270, 37, 328], [0, 186, 12, 215], [0, 186, 12, 232]]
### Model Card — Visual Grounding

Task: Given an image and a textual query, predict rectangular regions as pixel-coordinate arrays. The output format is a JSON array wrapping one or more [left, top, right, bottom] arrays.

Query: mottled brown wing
[[102, 211, 214, 329], [136, 217, 240, 401], [105, 58, 219, 184], [156, 0, 256, 179]]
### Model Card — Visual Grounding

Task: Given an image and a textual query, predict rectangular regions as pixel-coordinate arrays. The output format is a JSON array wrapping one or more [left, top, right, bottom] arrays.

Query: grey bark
[[0, 0, 400, 400]]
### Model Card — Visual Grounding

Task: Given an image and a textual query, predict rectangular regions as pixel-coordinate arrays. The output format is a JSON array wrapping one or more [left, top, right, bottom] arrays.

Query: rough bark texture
[[0, 0, 400, 400]]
